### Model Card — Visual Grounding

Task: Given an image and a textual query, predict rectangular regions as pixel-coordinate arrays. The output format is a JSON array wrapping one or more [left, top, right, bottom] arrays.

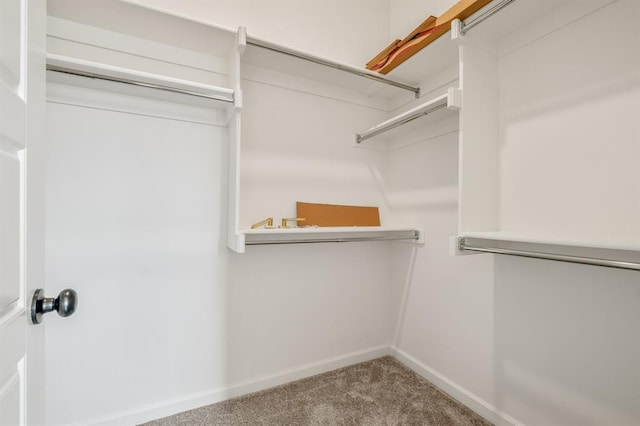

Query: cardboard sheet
[[296, 202, 380, 227]]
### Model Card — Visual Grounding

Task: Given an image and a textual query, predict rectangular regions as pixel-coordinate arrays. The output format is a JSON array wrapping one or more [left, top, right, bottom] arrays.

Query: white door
[[0, 1, 46, 424]]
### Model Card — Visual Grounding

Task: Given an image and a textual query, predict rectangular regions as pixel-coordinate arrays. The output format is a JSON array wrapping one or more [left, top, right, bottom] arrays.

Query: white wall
[[390, 1, 640, 425], [226, 243, 392, 385], [491, 257, 639, 424], [386, 110, 499, 417], [43, 1, 640, 425], [389, 0, 455, 38], [44, 2, 396, 424], [48, 0, 390, 68], [44, 85, 393, 425], [239, 77, 391, 227], [44, 97, 229, 423]]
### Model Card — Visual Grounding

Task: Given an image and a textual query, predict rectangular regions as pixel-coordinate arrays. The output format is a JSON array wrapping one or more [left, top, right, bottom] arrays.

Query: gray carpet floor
[[142, 356, 491, 425]]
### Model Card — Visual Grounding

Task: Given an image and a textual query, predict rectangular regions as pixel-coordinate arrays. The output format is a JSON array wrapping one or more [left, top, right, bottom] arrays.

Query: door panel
[[0, 0, 45, 424], [0, 320, 25, 425], [0, 150, 21, 315], [0, 0, 26, 324], [0, 372, 21, 426], [0, 0, 26, 147], [0, 0, 23, 91], [0, 83, 26, 147]]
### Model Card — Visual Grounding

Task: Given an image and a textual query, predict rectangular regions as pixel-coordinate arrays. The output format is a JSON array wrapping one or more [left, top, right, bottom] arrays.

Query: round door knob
[[56, 289, 78, 317], [31, 288, 78, 325]]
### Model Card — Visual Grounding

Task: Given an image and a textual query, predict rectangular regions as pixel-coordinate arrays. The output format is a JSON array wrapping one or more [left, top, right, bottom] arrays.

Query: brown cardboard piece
[[296, 202, 380, 227]]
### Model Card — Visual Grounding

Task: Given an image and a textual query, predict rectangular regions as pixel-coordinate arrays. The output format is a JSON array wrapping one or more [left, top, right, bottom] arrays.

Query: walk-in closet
[[1, 0, 638, 424]]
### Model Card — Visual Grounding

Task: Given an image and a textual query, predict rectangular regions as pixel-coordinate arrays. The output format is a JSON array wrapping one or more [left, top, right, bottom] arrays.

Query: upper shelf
[[50, 0, 239, 62], [355, 87, 461, 147], [46, 54, 235, 107], [458, 0, 615, 54], [117, 0, 239, 59], [121, 0, 428, 103], [242, 36, 420, 100]]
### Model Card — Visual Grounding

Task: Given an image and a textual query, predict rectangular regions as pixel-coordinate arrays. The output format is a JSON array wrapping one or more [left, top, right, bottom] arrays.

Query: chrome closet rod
[[460, 0, 517, 34], [247, 234, 420, 246], [356, 102, 447, 143], [46, 65, 235, 103], [247, 0, 516, 90], [246, 37, 421, 98], [459, 239, 640, 271]]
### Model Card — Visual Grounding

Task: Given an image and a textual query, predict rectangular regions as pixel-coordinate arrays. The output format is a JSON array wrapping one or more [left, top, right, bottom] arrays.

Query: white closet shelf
[[123, 0, 421, 100], [242, 36, 420, 100], [242, 226, 423, 246], [46, 54, 235, 105], [120, 0, 239, 59], [356, 87, 461, 145], [121, 0, 417, 98], [457, 232, 640, 272], [459, 0, 569, 45], [455, 0, 638, 271]]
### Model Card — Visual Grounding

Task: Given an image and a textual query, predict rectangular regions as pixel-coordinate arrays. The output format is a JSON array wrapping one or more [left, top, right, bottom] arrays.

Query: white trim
[[121, 0, 238, 36], [390, 347, 523, 426], [0, 371, 20, 405], [47, 16, 229, 75], [73, 345, 391, 426], [0, 299, 23, 331], [46, 16, 231, 95]]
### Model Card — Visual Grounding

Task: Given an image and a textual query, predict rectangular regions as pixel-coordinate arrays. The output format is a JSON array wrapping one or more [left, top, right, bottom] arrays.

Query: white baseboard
[[390, 346, 523, 426], [74, 345, 391, 426], [73, 345, 523, 426], [223, 345, 391, 400]]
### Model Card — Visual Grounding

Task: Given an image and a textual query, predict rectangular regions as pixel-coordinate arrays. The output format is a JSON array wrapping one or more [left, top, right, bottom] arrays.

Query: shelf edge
[[457, 235, 640, 271], [242, 227, 423, 246], [46, 53, 235, 103], [355, 88, 460, 144]]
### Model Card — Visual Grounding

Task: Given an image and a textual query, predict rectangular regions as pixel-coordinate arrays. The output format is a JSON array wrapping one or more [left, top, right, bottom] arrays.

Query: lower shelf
[[243, 226, 423, 246], [459, 231, 640, 253], [455, 233, 640, 272]]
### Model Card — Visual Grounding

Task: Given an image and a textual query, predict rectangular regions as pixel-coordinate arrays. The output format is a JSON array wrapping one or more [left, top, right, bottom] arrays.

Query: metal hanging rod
[[47, 64, 235, 103], [246, 233, 421, 246], [459, 0, 516, 34], [458, 238, 640, 271], [355, 88, 460, 144], [356, 100, 448, 144], [246, 37, 421, 98]]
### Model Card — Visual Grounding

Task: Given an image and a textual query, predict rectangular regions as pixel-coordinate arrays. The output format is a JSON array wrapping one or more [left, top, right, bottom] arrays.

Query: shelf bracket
[[237, 26, 247, 54], [451, 19, 465, 41], [447, 87, 462, 110]]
